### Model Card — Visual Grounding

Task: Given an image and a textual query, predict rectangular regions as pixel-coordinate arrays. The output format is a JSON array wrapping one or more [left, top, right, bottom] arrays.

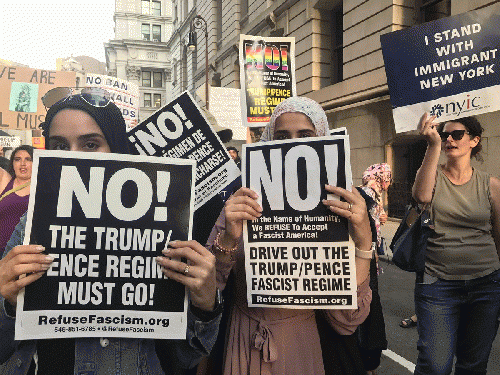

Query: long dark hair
[[8, 145, 34, 177]]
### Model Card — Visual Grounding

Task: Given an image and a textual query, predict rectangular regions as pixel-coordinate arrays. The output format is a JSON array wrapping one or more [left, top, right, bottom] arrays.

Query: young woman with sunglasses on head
[[0, 89, 221, 375], [412, 113, 500, 375]]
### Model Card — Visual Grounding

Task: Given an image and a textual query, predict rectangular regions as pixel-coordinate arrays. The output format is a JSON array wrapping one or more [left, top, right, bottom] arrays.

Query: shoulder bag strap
[[0, 181, 30, 203]]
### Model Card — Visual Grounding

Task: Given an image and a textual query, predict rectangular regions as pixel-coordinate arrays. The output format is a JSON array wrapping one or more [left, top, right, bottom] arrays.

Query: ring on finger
[[347, 203, 353, 211], [183, 265, 190, 275]]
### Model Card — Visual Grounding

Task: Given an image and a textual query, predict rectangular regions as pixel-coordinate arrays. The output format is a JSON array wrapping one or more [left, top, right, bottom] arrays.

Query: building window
[[144, 93, 152, 107], [418, 0, 451, 23], [173, 60, 177, 86], [154, 94, 162, 107], [141, 24, 150, 41], [181, 49, 188, 92], [142, 71, 163, 87], [240, 0, 248, 20], [152, 25, 161, 42], [152, 1, 161, 16], [331, 6, 343, 85], [153, 71, 163, 87], [142, 71, 151, 87], [142, 0, 161, 15], [217, 0, 222, 41]]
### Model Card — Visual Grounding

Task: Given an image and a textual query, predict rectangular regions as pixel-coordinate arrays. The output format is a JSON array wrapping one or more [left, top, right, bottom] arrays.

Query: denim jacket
[[0, 214, 221, 375]]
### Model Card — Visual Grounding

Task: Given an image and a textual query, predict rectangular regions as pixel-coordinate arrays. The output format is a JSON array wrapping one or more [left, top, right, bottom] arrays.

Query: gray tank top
[[426, 167, 500, 280]]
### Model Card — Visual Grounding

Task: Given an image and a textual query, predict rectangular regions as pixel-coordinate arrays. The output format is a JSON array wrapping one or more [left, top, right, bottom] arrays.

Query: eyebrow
[[48, 133, 107, 142]]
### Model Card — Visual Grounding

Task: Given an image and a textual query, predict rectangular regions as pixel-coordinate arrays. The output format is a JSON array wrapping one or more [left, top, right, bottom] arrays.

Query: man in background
[[226, 146, 241, 169]]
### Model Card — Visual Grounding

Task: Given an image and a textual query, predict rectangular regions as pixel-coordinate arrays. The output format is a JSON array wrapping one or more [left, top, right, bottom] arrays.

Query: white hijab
[[260, 96, 329, 142]]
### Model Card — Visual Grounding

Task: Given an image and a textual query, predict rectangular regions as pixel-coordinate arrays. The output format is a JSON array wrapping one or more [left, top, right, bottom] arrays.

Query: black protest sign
[[242, 136, 357, 309], [127, 92, 240, 210], [16, 150, 195, 340]]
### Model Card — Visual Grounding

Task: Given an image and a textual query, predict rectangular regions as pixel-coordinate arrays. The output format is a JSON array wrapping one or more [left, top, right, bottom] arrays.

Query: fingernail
[[162, 248, 171, 254], [45, 255, 54, 262], [36, 246, 45, 252], [41, 264, 51, 270]]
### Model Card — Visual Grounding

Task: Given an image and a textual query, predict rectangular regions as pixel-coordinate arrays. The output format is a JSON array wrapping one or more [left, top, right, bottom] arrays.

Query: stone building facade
[[168, 0, 500, 217], [105, 0, 174, 122]]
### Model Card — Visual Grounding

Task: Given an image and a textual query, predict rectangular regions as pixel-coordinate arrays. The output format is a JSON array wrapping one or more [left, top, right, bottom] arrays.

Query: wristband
[[355, 242, 376, 259]]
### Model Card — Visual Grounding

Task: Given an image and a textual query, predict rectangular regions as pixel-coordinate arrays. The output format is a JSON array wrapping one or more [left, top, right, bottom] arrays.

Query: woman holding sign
[[206, 97, 373, 375], [0, 89, 221, 375], [412, 113, 500, 375]]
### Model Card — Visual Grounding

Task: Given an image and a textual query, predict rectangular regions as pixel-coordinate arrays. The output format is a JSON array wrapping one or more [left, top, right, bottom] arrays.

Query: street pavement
[[376, 219, 500, 374]]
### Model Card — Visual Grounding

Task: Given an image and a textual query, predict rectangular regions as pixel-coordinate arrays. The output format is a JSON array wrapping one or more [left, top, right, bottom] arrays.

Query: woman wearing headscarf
[[206, 96, 373, 375], [0, 145, 34, 256], [356, 164, 391, 375], [0, 89, 221, 375]]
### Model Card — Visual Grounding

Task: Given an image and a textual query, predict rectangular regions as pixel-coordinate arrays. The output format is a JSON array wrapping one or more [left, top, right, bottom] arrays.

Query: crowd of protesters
[[0, 88, 499, 375]]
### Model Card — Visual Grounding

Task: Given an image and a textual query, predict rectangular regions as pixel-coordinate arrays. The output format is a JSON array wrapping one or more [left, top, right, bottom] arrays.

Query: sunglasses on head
[[439, 129, 469, 141], [41, 87, 112, 109]]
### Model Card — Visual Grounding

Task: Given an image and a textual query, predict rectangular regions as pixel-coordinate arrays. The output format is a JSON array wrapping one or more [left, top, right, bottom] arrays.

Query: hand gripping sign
[[16, 150, 195, 340]]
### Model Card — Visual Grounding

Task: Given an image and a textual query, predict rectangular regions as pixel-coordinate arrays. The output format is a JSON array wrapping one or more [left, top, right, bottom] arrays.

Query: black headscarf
[[39, 95, 130, 154]]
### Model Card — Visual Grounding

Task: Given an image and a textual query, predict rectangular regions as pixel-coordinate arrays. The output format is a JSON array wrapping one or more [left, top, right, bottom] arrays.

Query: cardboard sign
[[0, 65, 75, 130], [381, 5, 500, 133], [242, 136, 357, 309], [239, 35, 296, 127], [127, 92, 240, 209], [16, 150, 195, 340]]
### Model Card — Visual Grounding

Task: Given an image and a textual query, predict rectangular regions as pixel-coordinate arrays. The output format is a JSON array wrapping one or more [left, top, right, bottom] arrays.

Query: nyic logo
[[430, 95, 482, 118]]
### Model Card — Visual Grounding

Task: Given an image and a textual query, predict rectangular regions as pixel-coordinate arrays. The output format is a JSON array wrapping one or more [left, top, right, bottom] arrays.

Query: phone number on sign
[[54, 326, 155, 333]]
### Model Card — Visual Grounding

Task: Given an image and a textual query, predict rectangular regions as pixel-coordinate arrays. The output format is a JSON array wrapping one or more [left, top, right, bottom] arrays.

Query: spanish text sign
[[242, 137, 357, 309], [127, 92, 240, 210], [380, 5, 500, 133], [239, 35, 296, 127], [16, 150, 195, 340]]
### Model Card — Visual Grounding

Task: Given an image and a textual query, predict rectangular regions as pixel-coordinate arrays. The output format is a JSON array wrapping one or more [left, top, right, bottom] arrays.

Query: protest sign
[[16, 150, 195, 340], [0, 65, 75, 130], [127, 91, 240, 210], [209, 87, 247, 140], [242, 136, 357, 309], [239, 35, 296, 127], [86, 74, 139, 130], [0, 135, 21, 148], [380, 5, 500, 133]]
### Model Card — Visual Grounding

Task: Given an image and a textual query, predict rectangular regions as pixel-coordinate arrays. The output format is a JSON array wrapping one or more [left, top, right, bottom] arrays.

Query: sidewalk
[[379, 218, 401, 262]]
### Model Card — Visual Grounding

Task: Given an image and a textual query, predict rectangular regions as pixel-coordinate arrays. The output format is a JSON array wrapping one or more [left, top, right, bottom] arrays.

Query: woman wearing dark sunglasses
[[0, 91, 221, 375], [411, 113, 500, 375]]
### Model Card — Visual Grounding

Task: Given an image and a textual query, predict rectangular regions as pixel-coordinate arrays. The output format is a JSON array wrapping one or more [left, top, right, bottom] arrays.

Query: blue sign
[[380, 5, 500, 132]]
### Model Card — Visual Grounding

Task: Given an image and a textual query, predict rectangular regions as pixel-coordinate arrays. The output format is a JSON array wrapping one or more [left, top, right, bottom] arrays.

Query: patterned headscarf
[[362, 163, 392, 186], [260, 96, 329, 141]]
